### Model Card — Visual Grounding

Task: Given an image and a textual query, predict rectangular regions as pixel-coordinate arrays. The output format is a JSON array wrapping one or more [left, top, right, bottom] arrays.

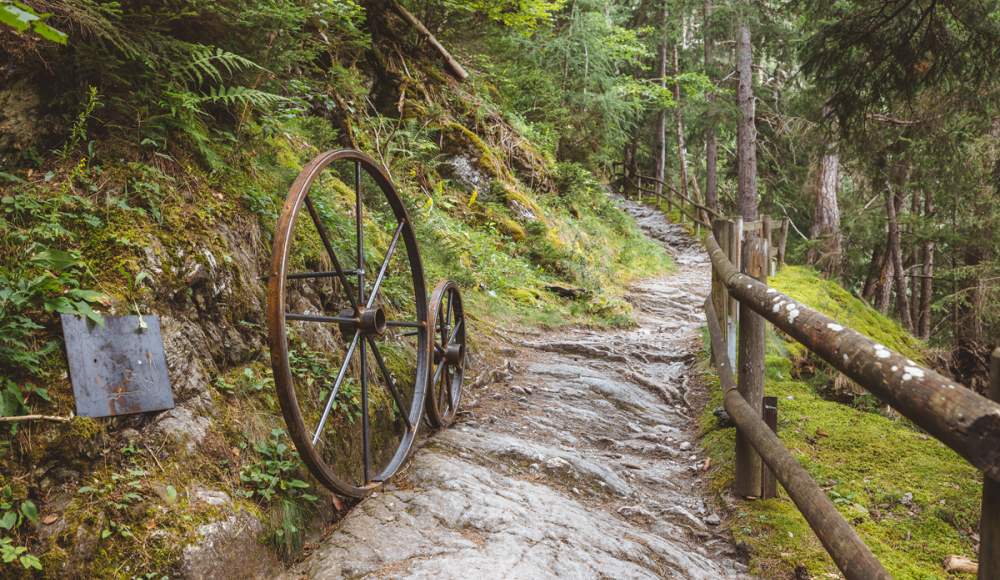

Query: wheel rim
[[425, 280, 466, 428], [267, 150, 430, 497]]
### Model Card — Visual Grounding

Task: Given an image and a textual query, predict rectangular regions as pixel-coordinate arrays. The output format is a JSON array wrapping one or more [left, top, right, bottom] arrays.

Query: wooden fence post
[[727, 218, 743, 365], [762, 215, 774, 276], [982, 348, 1000, 580], [735, 237, 767, 498], [778, 217, 790, 271], [762, 396, 778, 499], [712, 219, 730, 353]]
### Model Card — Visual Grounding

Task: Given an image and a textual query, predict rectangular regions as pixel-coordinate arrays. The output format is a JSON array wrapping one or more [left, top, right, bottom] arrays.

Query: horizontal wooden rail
[[619, 176, 711, 227], [614, 172, 721, 223], [703, 296, 890, 580], [705, 229, 1000, 481]]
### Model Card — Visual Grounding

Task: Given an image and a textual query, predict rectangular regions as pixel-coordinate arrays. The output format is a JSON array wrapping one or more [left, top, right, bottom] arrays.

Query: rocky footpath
[[295, 198, 750, 580]]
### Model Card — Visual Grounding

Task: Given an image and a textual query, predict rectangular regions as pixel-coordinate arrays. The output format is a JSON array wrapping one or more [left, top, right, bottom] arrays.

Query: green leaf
[[166, 485, 177, 504], [29, 249, 82, 270], [20, 553, 42, 570], [287, 479, 309, 488], [2, 486, 10, 498], [19, 501, 37, 523], [0, 5, 36, 32], [101, 529, 111, 539], [73, 301, 105, 329], [77, 486, 99, 493], [43, 297, 77, 314], [0, 511, 16, 530], [32, 20, 67, 44]]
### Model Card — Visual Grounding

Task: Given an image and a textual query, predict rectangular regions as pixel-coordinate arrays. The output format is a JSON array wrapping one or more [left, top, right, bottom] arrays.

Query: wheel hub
[[338, 307, 387, 338]]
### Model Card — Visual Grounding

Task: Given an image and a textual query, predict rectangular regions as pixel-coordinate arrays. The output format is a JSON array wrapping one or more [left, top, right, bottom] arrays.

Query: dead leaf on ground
[[816, 429, 830, 437], [42, 514, 59, 525]]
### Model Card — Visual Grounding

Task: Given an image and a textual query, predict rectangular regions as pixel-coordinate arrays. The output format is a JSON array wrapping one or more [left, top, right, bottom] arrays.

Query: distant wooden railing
[[703, 216, 1000, 580]]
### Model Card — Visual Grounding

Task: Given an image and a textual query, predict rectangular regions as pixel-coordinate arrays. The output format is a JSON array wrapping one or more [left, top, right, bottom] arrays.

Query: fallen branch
[[942, 555, 977, 574], [391, 3, 469, 81], [0, 414, 72, 423]]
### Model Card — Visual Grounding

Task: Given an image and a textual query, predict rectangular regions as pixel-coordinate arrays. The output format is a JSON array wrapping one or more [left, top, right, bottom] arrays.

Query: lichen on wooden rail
[[703, 296, 890, 580], [705, 230, 1000, 482]]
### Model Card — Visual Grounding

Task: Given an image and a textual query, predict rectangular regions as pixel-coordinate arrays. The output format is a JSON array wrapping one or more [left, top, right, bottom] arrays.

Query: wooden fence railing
[[702, 216, 1000, 580]]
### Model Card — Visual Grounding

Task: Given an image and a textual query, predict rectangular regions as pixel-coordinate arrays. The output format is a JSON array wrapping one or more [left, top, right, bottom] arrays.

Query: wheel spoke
[[431, 358, 447, 393], [366, 337, 413, 430], [366, 220, 405, 309], [260, 270, 359, 282], [285, 313, 357, 325], [356, 161, 365, 308], [386, 320, 424, 328], [441, 362, 449, 411], [312, 331, 360, 445], [445, 365, 455, 407], [448, 318, 463, 344], [360, 330, 371, 485], [304, 195, 361, 314], [445, 290, 453, 330]]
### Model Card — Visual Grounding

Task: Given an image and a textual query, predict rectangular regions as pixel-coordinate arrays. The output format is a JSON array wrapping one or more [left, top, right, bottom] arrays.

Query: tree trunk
[[918, 187, 935, 339], [806, 116, 841, 279], [918, 240, 934, 339], [875, 253, 893, 314], [673, 44, 695, 219], [736, 19, 758, 221], [655, 4, 667, 197], [862, 244, 887, 302], [704, 0, 719, 213], [909, 190, 920, 326], [885, 178, 913, 330]]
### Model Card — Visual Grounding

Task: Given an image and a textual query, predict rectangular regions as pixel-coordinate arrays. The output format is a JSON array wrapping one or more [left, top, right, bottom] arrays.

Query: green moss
[[770, 266, 925, 363]]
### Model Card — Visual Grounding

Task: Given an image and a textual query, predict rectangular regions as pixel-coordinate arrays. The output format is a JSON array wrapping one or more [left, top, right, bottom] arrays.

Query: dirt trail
[[297, 198, 750, 580]]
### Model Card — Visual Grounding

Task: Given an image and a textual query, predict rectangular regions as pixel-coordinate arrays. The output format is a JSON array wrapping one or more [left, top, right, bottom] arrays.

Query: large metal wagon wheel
[[424, 280, 466, 428], [267, 150, 430, 498]]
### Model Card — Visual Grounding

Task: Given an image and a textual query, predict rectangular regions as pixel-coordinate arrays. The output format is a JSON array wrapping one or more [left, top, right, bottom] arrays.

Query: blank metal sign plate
[[62, 314, 175, 418]]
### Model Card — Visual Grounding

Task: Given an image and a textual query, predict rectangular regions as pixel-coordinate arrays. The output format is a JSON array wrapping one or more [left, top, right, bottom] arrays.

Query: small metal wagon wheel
[[424, 280, 466, 427], [266, 150, 430, 498]]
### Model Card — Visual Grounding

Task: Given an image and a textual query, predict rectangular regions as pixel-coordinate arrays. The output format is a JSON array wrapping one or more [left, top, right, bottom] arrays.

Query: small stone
[[704, 514, 721, 526], [901, 492, 913, 505], [679, 441, 692, 451]]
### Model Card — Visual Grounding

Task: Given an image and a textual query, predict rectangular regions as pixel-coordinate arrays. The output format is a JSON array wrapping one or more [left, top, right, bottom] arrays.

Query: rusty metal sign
[[62, 314, 174, 418]]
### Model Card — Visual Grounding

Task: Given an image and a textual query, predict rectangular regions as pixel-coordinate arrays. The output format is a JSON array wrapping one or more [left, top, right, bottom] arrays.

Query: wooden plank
[[982, 348, 1000, 580], [735, 237, 767, 498], [743, 219, 762, 230]]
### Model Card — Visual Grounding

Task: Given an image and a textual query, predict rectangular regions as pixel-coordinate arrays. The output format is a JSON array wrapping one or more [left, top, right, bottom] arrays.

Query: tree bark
[[862, 244, 887, 302], [918, 190, 935, 339], [655, 4, 668, 197], [736, 19, 758, 221], [909, 190, 920, 326], [704, 0, 719, 213], [673, 44, 696, 220], [875, 252, 894, 314], [806, 118, 841, 279], [885, 177, 913, 330]]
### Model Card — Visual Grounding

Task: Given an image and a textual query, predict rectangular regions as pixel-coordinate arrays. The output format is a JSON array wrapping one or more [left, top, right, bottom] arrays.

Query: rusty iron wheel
[[424, 280, 466, 428], [266, 150, 430, 498]]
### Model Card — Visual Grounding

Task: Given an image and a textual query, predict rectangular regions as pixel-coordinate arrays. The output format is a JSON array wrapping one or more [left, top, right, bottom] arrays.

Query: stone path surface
[[297, 198, 750, 580]]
